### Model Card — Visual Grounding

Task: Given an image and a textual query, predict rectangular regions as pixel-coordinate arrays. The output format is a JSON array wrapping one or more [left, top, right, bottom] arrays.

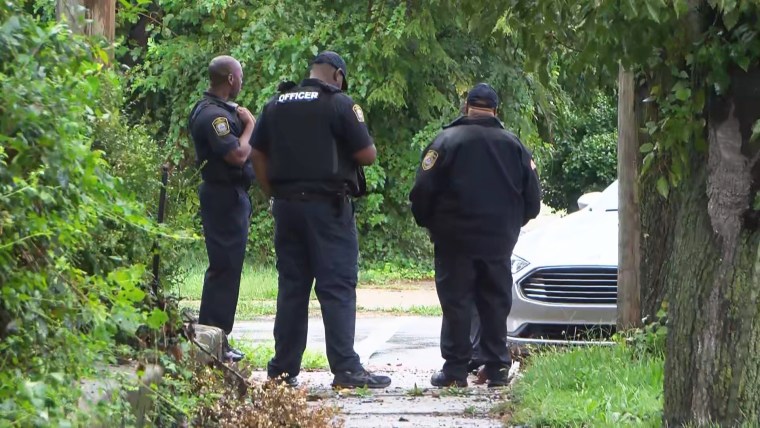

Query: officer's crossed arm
[[409, 142, 446, 228], [336, 96, 376, 166], [204, 109, 254, 167], [521, 148, 542, 226]]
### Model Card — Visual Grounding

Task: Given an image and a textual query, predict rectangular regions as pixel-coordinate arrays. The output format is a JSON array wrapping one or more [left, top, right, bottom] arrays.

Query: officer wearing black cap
[[188, 55, 255, 362], [250, 51, 391, 389], [409, 83, 541, 388]]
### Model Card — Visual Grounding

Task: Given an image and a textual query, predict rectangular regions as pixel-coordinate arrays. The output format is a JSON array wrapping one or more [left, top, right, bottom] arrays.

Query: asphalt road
[[231, 315, 446, 371]]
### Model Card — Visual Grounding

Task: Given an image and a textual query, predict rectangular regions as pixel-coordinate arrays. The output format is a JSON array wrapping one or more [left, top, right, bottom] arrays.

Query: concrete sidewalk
[[232, 316, 517, 427]]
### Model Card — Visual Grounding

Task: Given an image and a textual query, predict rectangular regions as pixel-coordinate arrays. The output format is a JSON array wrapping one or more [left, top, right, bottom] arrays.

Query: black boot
[[467, 359, 484, 374], [486, 366, 512, 388], [430, 371, 468, 388], [267, 373, 299, 388], [332, 369, 392, 389]]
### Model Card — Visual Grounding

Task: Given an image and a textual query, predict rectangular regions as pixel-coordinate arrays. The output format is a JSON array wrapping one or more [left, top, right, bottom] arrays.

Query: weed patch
[[510, 344, 663, 427], [229, 340, 328, 371]]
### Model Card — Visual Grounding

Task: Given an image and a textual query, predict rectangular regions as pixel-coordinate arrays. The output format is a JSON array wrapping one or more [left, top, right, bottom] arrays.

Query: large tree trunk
[[663, 67, 760, 425], [638, 76, 675, 321]]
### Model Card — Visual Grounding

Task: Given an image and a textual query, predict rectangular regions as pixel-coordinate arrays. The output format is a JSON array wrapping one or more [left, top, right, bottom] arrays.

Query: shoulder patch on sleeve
[[212, 116, 230, 136], [352, 104, 365, 123], [421, 149, 439, 171]]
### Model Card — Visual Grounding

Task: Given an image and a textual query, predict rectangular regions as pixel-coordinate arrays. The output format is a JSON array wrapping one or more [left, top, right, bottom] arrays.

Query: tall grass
[[510, 344, 664, 427], [173, 255, 281, 301], [229, 339, 328, 371], [175, 256, 434, 302]]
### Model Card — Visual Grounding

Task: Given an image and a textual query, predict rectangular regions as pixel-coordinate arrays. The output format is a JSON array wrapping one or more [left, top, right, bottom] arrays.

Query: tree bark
[[56, 0, 84, 32], [663, 67, 760, 426], [56, 0, 115, 42], [617, 65, 642, 330], [83, 0, 115, 42], [638, 76, 674, 322]]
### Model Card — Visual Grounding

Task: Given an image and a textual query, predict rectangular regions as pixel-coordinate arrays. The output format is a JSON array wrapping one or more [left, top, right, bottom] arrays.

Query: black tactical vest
[[188, 96, 253, 188], [266, 81, 360, 196]]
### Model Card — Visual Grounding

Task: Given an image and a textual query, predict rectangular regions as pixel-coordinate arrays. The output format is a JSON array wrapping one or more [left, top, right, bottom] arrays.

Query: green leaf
[[645, 0, 661, 23], [146, 309, 169, 329], [737, 55, 751, 72], [123, 287, 146, 303], [641, 152, 656, 176], [723, 8, 740, 30], [675, 86, 691, 101], [752, 119, 760, 142], [656, 177, 670, 199], [753, 192, 760, 211], [640, 143, 654, 153]]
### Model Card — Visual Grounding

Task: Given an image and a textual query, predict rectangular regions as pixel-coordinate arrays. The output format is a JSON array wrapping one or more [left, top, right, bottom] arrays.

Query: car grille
[[518, 267, 617, 305]]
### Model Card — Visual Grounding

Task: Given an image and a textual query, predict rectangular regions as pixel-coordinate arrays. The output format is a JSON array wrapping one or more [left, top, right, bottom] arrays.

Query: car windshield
[[589, 180, 618, 212]]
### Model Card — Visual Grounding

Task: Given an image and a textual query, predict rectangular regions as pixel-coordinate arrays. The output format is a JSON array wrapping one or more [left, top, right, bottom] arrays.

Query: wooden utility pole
[[56, 0, 85, 33], [56, 0, 115, 42], [83, 0, 116, 42], [617, 64, 642, 331]]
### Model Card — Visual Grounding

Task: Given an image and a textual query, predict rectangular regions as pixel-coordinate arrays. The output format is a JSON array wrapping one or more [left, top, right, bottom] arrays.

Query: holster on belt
[[333, 187, 349, 218]]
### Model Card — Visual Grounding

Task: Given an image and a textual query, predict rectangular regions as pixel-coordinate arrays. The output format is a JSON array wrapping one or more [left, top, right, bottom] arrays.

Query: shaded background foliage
[[124, 0, 617, 266], [540, 91, 618, 210]]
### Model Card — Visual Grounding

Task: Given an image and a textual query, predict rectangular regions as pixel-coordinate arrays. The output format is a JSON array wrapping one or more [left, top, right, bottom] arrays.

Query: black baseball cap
[[311, 50, 348, 91], [466, 83, 499, 109]]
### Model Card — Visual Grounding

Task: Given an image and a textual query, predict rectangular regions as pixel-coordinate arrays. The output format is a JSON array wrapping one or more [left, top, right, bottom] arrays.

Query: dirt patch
[[182, 288, 441, 318], [356, 288, 439, 310], [358, 280, 435, 290]]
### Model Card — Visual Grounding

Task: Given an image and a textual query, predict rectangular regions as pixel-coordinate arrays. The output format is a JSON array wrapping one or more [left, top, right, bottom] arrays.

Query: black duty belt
[[202, 179, 250, 190], [273, 191, 345, 202], [274, 190, 352, 217]]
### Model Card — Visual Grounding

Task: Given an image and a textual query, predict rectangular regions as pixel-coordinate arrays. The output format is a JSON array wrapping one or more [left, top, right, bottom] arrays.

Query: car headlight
[[511, 255, 529, 274]]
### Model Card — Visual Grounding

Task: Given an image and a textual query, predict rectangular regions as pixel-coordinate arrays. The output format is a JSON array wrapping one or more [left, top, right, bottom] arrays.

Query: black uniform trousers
[[198, 182, 251, 335], [470, 305, 483, 365], [267, 198, 363, 378], [434, 247, 512, 380]]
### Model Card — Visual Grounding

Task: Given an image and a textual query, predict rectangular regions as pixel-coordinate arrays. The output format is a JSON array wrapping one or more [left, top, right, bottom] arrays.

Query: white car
[[508, 180, 619, 343]]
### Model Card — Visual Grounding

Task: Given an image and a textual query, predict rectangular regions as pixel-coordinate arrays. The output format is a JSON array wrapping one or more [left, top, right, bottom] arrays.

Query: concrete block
[[190, 324, 225, 365]]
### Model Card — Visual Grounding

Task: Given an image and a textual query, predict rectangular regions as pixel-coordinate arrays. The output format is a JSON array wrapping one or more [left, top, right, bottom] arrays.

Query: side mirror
[[577, 192, 602, 210]]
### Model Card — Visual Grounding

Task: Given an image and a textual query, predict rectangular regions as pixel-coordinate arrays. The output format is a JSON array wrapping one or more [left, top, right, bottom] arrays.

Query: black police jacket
[[251, 78, 372, 197], [188, 92, 254, 188], [409, 115, 542, 258]]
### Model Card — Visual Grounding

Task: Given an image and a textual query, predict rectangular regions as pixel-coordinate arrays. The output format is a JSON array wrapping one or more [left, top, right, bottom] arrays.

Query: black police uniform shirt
[[189, 92, 254, 187], [409, 115, 542, 258], [251, 78, 372, 197]]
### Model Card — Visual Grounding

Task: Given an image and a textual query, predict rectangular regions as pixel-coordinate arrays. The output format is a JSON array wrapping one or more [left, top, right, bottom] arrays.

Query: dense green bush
[[540, 91, 618, 211], [0, 4, 183, 424]]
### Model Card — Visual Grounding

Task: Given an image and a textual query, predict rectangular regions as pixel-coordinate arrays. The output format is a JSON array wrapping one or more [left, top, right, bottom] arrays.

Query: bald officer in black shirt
[[251, 51, 391, 389], [410, 83, 541, 388], [188, 55, 255, 362]]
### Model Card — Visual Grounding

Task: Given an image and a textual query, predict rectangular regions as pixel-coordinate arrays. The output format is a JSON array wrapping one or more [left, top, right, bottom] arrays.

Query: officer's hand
[[237, 107, 256, 127]]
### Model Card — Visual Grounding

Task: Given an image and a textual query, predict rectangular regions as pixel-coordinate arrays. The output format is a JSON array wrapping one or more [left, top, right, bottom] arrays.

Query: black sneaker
[[223, 350, 243, 363], [487, 367, 512, 388], [222, 344, 244, 362], [332, 369, 392, 389], [467, 359, 484, 374], [227, 346, 245, 359], [268, 374, 299, 388], [430, 371, 468, 388]]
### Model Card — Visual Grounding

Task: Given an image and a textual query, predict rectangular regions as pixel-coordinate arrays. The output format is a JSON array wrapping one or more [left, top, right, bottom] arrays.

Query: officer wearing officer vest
[[188, 55, 255, 362], [251, 51, 391, 389], [410, 83, 542, 388]]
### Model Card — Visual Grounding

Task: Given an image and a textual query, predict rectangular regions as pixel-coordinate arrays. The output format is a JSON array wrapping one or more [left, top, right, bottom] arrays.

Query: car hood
[[514, 208, 618, 268]]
